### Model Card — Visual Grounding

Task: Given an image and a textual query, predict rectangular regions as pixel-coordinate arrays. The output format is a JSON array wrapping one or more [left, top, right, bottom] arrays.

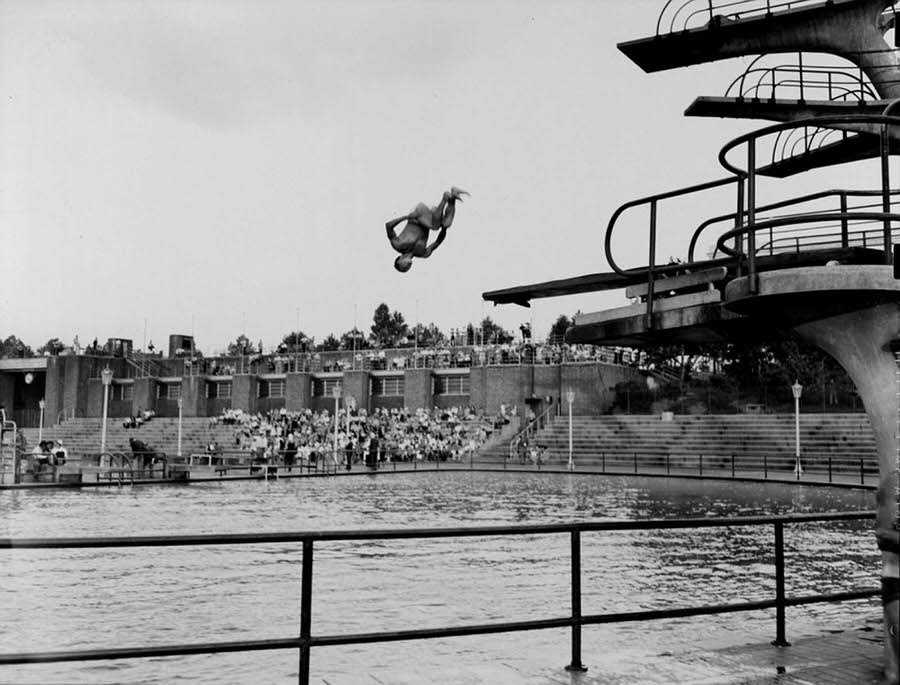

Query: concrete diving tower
[[484, 2, 900, 669], [621, 0, 900, 176]]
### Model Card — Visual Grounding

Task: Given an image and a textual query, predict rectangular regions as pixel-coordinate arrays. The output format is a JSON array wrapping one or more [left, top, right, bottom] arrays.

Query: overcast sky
[[1, 0, 883, 354]]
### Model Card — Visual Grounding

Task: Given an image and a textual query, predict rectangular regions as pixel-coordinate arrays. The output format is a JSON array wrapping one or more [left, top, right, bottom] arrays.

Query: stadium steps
[[476, 414, 878, 473]]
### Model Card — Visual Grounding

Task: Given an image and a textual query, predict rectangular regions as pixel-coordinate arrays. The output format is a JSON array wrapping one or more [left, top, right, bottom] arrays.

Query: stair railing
[[507, 405, 555, 462]]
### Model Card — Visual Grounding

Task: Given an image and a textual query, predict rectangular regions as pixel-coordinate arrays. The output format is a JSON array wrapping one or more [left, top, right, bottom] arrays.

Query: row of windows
[[111, 384, 134, 401], [259, 380, 285, 399], [140, 375, 469, 402]]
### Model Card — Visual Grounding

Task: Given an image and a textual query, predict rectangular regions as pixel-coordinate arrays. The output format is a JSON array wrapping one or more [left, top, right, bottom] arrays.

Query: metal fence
[[0, 512, 879, 682]]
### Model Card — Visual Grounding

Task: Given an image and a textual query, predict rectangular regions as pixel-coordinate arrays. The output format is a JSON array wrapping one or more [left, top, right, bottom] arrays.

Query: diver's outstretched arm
[[422, 226, 448, 258], [385, 215, 410, 242]]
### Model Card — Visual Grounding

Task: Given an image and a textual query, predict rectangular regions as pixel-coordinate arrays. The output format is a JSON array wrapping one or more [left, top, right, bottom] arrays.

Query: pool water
[[0, 472, 879, 684]]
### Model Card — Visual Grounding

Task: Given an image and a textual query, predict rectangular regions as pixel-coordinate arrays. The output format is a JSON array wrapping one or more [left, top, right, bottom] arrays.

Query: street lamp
[[332, 384, 342, 469], [566, 389, 576, 471], [100, 365, 113, 455], [177, 396, 184, 458], [38, 398, 45, 443], [791, 380, 803, 478]]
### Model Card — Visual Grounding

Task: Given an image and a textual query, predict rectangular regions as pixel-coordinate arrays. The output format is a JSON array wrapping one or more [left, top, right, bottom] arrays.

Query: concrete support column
[[403, 369, 433, 410], [341, 370, 370, 413], [794, 303, 899, 684], [132, 378, 157, 416], [231, 375, 258, 414], [285, 373, 312, 412], [180, 376, 203, 418]]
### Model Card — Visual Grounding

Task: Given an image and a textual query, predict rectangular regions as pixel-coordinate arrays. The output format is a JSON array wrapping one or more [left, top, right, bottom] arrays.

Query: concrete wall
[[231, 375, 258, 414], [40, 357, 639, 419], [403, 369, 433, 410], [285, 373, 312, 412], [342, 371, 370, 412]]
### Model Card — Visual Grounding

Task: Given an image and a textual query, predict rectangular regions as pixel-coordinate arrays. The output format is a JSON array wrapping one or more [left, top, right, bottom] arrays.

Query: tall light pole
[[792, 380, 803, 478], [296, 307, 301, 372], [177, 396, 184, 459], [38, 398, 45, 443], [100, 365, 113, 455], [332, 384, 342, 468], [566, 389, 575, 471]]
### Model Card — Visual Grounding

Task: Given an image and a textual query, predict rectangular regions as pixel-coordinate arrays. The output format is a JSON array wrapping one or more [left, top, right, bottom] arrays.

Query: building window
[[312, 378, 342, 397], [371, 376, 404, 397], [207, 382, 232, 399], [259, 379, 285, 399], [111, 384, 134, 401], [157, 383, 182, 400], [434, 374, 469, 396]]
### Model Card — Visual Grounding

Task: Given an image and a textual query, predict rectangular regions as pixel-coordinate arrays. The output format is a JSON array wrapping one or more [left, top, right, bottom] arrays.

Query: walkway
[[352, 625, 886, 684]]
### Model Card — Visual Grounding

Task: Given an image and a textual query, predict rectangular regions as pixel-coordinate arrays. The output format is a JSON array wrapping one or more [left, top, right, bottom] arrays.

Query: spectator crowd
[[208, 405, 515, 468]]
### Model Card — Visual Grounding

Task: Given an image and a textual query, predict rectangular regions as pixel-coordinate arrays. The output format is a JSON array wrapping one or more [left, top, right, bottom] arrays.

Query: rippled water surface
[[0, 473, 879, 684]]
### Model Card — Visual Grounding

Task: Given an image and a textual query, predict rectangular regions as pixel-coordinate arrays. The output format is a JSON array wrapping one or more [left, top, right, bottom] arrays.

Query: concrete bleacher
[[476, 413, 879, 473], [20, 417, 235, 459]]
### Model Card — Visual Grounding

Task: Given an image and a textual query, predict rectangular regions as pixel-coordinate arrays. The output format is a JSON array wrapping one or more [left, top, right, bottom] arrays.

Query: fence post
[[699, 454, 703, 476], [859, 458, 864, 485], [299, 539, 314, 684], [731, 453, 735, 477], [565, 529, 587, 673], [828, 457, 832, 483], [634, 452, 638, 474], [602, 452, 606, 473], [771, 522, 790, 646], [764, 455, 768, 479]]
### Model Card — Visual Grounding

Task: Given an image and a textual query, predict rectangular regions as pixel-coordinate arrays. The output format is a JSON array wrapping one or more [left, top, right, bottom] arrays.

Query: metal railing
[[655, 0, 822, 35], [601, 114, 898, 324], [0, 511, 879, 683], [725, 54, 879, 103]]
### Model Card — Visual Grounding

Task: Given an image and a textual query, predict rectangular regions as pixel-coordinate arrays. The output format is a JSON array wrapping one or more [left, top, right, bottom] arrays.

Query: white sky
[[1, 0, 885, 354]]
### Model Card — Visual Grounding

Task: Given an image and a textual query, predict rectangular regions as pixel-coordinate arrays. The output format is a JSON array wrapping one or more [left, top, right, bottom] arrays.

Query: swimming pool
[[0, 472, 879, 684]]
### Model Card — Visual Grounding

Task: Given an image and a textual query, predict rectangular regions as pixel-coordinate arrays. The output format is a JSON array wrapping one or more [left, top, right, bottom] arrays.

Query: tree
[[480, 317, 513, 345], [37, 337, 66, 356], [547, 315, 572, 344], [340, 327, 368, 351], [281, 330, 311, 353], [411, 323, 446, 348], [0, 335, 33, 358], [319, 334, 341, 351], [227, 334, 256, 356], [370, 303, 408, 348]]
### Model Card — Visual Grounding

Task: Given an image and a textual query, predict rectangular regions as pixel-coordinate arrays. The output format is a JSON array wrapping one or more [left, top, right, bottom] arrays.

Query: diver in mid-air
[[385, 187, 468, 272]]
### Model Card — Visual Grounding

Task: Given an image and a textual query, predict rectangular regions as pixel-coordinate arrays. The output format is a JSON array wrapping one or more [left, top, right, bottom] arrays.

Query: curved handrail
[[715, 211, 900, 257], [604, 176, 740, 278], [687, 188, 900, 261], [718, 113, 900, 176], [656, 0, 819, 35], [725, 59, 877, 103]]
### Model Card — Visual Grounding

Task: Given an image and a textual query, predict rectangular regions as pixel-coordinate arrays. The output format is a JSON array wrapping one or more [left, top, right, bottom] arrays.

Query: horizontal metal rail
[[0, 512, 879, 682]]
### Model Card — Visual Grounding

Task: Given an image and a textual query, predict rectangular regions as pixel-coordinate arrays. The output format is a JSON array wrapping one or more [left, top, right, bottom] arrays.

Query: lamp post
[[38, 398, 45, 443], [332, 384, 342, 468], [177, 396, 184, 458], [566, 389, 575, 471], [791, 380, 803, 478], [100, 365, 113, 455]]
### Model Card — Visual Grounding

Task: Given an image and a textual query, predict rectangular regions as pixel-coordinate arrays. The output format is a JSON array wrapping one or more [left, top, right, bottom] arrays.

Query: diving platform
[[618, 0, 899, 99]]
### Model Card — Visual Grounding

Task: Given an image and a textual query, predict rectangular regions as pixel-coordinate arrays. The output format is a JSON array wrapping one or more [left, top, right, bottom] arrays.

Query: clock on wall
[[24, 372, 34, 384]]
